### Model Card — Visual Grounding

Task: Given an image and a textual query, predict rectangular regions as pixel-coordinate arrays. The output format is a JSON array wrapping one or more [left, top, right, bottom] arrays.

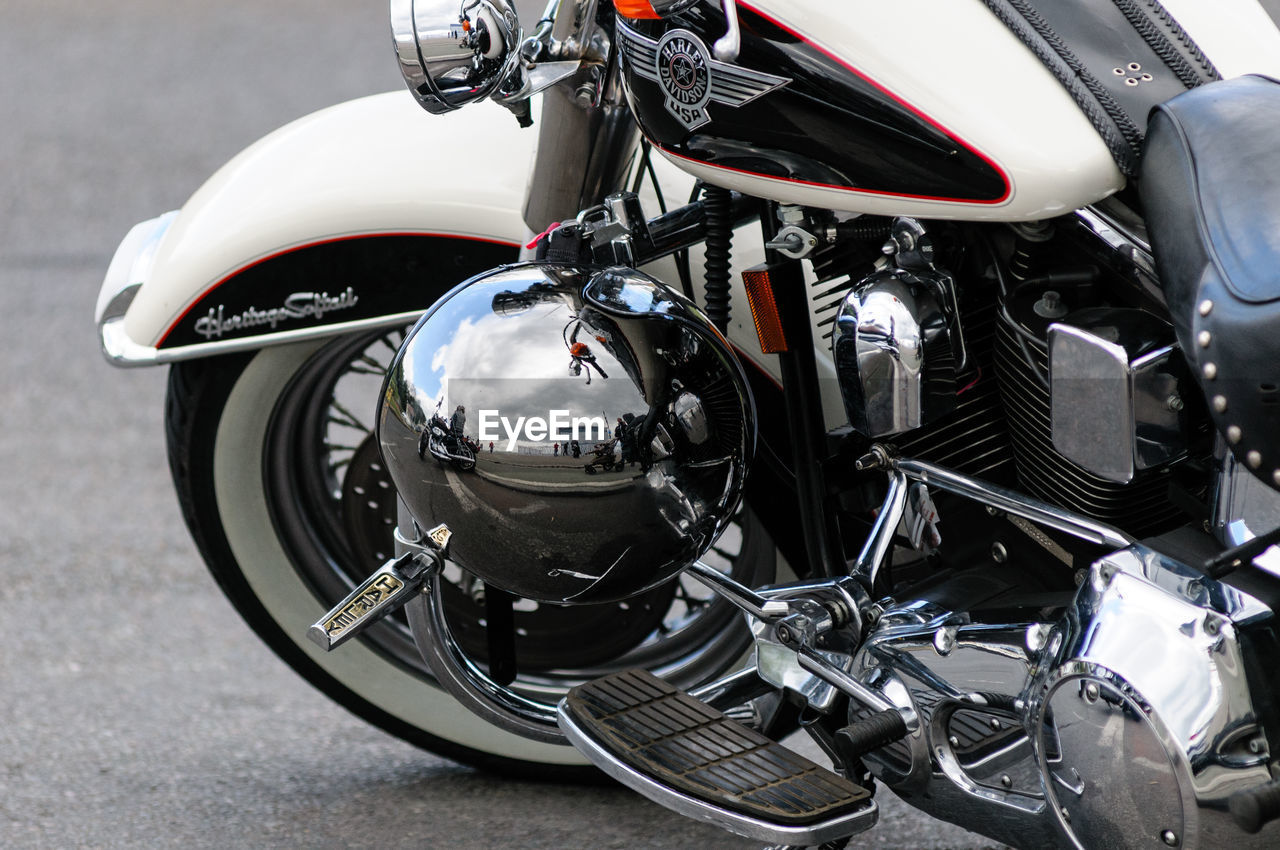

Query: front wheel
[[454, 442, 476, 471], [166, 332, 774, 776]]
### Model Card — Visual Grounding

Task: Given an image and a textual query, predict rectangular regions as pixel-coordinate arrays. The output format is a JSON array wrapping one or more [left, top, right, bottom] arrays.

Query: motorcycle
[[95, 0, 1280, 846], [419, 403, 479, 470]]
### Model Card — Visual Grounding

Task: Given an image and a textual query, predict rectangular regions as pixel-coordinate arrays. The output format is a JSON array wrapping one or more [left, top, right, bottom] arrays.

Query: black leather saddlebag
[[1140, 75, 1280, 491]]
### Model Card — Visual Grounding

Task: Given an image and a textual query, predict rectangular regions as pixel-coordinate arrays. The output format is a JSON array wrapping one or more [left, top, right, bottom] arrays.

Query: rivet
[[948, 735, 959, 748], [1198, 330, 1212, 348], [1129, 62, 1142, 71], [991, 542, 1008, 564], [1203, 362, 1217, 380], [1227, 425, 1243, 444], [1084, 682, 1100, 702], [1273, 469, 1280, 486], [1204, 615, 1221, 636], [1162, 828, 1179, 846], [1113, 67, 1125, 76], [1199, 299, 1214, 317], [1125, 78, 1139, 87], [1213, 395, 1228, 413], [1001, 774, 1013, 788], [1061, 806, 1071, 823], [1248, 450, 1263, 469], [990, 717, 1002, 731]]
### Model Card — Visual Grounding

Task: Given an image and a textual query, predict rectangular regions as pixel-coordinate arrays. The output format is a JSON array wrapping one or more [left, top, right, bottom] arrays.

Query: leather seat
[[1140, 75, 1280, 491]]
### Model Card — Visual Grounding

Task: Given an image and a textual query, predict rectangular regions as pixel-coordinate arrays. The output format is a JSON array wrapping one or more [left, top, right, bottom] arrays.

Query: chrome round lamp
[[376, 263, 755, 604], [391, 0, 522, 114]]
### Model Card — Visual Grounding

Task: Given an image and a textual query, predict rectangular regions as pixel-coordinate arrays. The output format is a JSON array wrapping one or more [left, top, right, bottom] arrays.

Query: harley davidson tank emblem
[[619, 22, 790, 131]]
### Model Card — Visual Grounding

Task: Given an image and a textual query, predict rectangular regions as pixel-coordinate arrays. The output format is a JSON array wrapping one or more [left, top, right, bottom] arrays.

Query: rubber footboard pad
[[564, 669, 871, 826]]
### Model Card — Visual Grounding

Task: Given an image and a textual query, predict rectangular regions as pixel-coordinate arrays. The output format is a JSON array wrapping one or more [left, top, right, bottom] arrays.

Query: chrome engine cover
[[832, 218, 962, 438], [377, 263, 754, 604], [848, 544, 1277, 850]]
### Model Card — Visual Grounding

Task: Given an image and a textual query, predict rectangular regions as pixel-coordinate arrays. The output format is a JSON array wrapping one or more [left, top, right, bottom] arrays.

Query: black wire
[[701, 184, 733, 333]]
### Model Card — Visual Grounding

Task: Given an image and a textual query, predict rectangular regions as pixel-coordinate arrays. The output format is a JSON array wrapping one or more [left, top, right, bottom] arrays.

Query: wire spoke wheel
[[249, 328, 773, 725]]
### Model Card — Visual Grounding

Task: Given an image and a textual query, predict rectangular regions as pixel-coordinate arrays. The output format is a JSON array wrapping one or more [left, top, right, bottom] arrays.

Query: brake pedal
[[558, 669, 877, 846]]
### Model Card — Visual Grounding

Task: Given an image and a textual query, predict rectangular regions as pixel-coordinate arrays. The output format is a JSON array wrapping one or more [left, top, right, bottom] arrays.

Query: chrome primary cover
[[377, 263, 754, 604], [391, 0, 521, 114], [845, 543, 1277, 850]]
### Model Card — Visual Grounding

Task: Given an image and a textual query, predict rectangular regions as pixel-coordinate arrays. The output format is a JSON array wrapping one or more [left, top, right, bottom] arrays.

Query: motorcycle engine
[[826, 213, 1203, 541]]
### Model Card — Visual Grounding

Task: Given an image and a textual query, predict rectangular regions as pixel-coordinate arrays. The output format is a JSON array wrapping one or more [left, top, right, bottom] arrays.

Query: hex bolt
[[1249, 737, 1266, 755], [775, 623, 794, 645], [574, 83, 596, 107]]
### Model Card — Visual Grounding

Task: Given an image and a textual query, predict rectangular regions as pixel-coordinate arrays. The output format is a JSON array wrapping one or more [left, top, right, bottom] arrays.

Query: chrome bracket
[[306, 523, 450, 652], [886, 217, 969, 372]]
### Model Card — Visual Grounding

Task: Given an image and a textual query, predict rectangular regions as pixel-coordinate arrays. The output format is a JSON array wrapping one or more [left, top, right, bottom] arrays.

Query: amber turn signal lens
[[741, 266, 788, 354], [614, 0, 661, 19]]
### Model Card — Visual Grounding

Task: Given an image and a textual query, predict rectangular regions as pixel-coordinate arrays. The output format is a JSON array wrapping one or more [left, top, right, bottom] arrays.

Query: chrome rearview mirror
[[392, 0, 523, 114]]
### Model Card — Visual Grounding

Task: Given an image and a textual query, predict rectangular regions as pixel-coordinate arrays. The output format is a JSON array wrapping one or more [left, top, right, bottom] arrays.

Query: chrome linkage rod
[[853, 445, 1134, 563], [683, 561, 916, 728]]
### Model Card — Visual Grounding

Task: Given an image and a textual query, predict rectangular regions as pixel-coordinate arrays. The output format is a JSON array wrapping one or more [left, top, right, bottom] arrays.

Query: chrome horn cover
[[391, 0, 521, 114], [377, 263, 755, 604]]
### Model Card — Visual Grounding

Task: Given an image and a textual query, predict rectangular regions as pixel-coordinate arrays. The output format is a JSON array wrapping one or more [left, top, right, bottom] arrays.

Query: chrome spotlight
[[391, 0, 522, 114]]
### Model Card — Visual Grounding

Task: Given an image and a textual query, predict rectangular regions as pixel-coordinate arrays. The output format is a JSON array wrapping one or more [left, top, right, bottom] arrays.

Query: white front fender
[[98, 92, 537, 364]]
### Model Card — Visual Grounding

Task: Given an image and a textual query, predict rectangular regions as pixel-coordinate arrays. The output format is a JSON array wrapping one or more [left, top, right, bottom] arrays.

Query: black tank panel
[[618, 4, 1010, 204]]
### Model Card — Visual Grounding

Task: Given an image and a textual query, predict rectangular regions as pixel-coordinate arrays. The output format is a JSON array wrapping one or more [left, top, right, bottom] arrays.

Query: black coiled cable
[[701, 184, 733, 333]]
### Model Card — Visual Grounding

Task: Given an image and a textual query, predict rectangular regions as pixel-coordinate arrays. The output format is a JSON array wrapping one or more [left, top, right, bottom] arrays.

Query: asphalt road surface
[[0, 2, 1004, 847]]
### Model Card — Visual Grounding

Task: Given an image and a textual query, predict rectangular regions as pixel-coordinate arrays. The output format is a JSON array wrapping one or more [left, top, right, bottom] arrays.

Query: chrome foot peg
[[558, 669, 877, 846], [307, 524, 450, 651]]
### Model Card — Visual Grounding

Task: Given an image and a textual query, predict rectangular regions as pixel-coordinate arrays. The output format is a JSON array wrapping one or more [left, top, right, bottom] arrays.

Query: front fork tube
[[763, 203, 849, 580], [521, 67, 641, 234]]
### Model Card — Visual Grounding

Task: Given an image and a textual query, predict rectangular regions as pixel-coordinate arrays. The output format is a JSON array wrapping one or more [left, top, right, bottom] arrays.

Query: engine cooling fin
[[994, 316, 1184, 537], [558, 669, 877, 845]]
